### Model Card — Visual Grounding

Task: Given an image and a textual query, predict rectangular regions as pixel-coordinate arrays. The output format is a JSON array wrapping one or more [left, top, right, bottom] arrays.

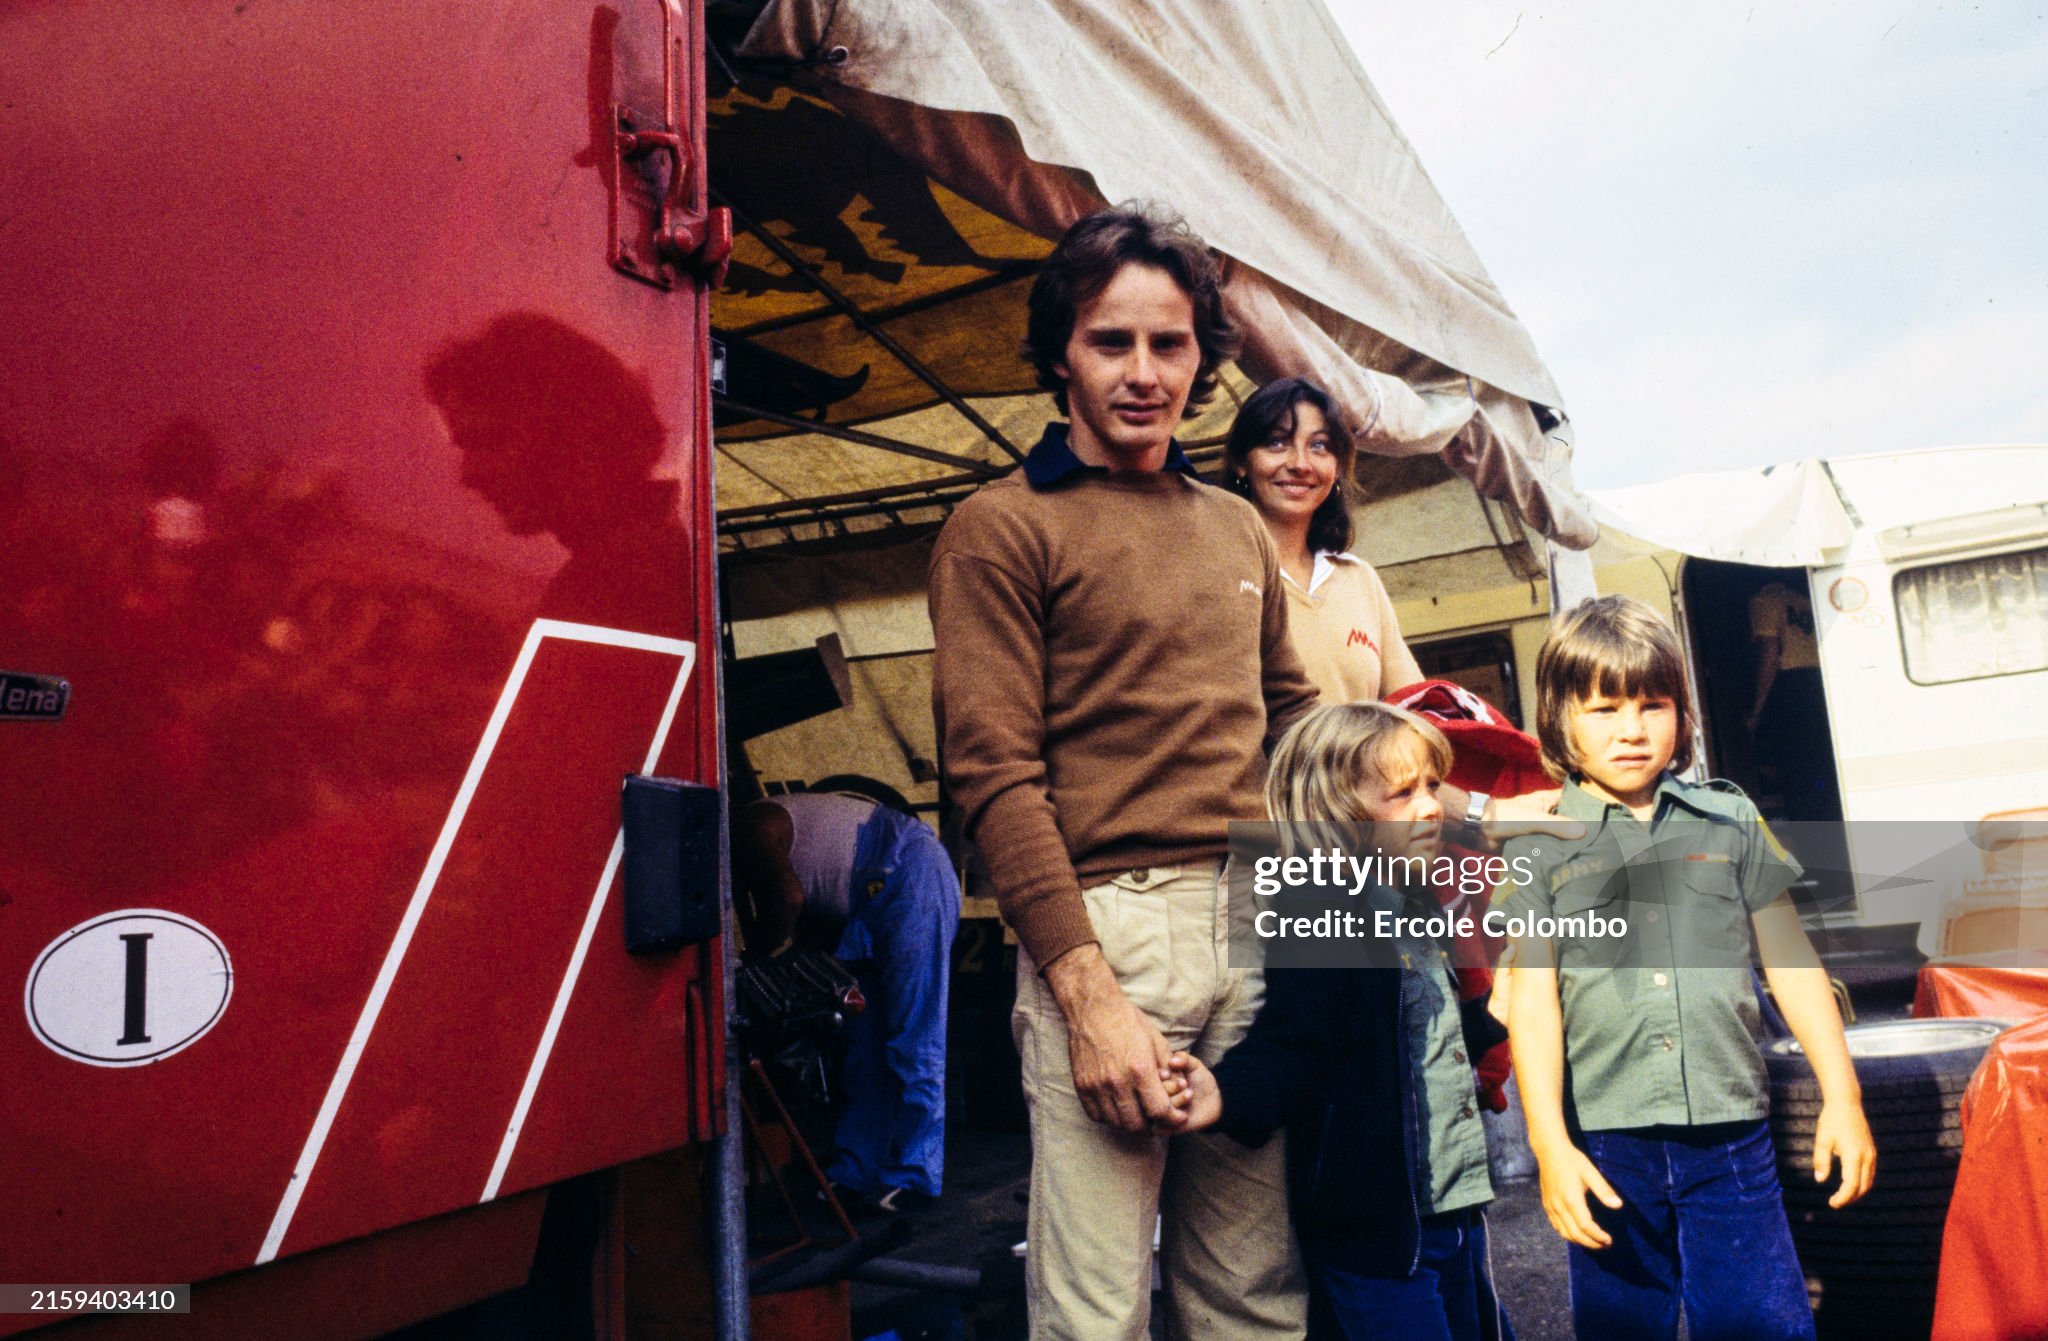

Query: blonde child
[[1169, 702, 1513, 1341], [1500, 595, 1873, 1340]]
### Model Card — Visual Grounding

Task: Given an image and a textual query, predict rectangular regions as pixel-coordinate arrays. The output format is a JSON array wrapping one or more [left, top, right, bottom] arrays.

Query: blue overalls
[[827, 805, 960, 1198]]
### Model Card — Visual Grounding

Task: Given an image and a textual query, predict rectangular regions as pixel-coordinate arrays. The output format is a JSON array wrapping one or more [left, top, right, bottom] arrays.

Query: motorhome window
[[1412, 630, 1522, 726], [1893, 544, 2048, 686]]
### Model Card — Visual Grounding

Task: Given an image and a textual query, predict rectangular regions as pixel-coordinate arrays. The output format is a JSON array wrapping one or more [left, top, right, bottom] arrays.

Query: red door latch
[[611, 0, 732, 289]]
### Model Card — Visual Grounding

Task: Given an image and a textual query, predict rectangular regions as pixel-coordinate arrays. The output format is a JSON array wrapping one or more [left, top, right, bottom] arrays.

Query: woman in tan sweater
[[1223, 376, 1423, 704], [1222, 375, 1570, 868]]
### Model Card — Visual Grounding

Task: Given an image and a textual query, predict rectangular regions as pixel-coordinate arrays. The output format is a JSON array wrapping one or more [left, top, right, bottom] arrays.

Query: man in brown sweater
[[931, 205, 1316, 1339]]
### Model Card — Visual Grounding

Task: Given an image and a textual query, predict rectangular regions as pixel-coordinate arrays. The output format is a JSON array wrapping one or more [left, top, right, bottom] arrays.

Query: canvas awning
[[709, 0, 1594, 556], [1586, 459, 1858, 567]]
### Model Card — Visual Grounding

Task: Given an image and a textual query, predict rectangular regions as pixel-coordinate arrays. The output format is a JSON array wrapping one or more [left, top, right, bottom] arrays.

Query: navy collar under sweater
[[1020, 422, 1200, 488]]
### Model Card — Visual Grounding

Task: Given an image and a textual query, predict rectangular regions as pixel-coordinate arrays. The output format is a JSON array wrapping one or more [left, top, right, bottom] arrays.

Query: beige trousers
[[1013, 861, 1306, 1341]]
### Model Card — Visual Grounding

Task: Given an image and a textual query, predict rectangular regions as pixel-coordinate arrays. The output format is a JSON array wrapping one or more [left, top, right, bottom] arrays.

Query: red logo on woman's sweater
[[1346, 627, 1379, 654]]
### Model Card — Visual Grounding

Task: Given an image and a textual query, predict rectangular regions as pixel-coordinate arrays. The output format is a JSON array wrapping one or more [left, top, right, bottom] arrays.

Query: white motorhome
[[1388, 445, 2048, 940]]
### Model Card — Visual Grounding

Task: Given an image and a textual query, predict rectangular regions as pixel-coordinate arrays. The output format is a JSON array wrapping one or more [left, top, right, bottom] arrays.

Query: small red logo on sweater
[[1346, 627, 1379, 654]]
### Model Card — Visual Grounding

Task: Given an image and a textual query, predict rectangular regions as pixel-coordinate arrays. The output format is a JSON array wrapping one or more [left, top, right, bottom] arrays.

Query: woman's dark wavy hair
[[1023, 203, 1240, 418], [1223, 376, 1356, 554]]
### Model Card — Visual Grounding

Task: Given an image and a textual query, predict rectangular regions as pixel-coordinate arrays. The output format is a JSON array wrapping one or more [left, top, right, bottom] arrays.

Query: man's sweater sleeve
[[1256, 527, 1320, 742], [929, 512, 1097, 969]]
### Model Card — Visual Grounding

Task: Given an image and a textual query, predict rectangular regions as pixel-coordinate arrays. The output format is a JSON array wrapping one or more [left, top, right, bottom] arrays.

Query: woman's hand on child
[[1480, 790, 1585, 846], [1536, 1143, 1624, 1249], [1158, 1052, 1222, 1133], [1813, 1099, 1877, 1208]]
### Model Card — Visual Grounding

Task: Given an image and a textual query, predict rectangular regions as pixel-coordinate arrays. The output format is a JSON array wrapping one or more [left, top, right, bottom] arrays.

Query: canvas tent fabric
[[1585, 459, 1857, 568], [718, 0, 1593, 548], [1583, 446, 2048, 570]]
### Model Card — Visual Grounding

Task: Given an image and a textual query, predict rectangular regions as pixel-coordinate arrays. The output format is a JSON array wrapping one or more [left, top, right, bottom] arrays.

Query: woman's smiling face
[[1240, 399, 1338, 525]]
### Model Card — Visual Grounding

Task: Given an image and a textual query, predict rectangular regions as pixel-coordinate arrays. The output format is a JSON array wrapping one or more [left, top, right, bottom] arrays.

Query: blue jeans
[[826, 808, 959, 1198], [1313, 1208, 1512, 1341], [1569, 1120, 1814, 1341]]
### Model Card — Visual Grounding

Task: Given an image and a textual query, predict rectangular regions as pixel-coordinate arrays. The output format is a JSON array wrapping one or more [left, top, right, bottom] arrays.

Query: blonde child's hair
[[1265, 701, 1453, 840], [1534, 594, 1698, 780]]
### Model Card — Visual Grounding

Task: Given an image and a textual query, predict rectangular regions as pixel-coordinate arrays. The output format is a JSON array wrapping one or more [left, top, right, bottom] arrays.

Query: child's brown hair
[[1534, 595, 1698, 779]]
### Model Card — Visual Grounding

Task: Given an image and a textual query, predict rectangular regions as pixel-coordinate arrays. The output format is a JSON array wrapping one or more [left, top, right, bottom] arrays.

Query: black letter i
[[118, 932, 152, 1045]]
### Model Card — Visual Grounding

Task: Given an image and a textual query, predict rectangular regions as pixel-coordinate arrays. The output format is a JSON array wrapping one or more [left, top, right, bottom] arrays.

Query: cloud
[[1322, 0, 2048, 488]]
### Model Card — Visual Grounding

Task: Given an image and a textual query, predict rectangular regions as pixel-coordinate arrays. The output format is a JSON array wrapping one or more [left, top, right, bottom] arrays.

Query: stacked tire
[[1766, 1018, 2010, 1339]]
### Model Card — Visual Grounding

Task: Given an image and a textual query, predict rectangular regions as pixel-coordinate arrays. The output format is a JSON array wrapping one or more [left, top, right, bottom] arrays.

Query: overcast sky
[[1326, 0, 2048, 491]]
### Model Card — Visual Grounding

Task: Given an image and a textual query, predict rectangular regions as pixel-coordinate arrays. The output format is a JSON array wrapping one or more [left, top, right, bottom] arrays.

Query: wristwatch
[[1464, 790, 1491, 835]]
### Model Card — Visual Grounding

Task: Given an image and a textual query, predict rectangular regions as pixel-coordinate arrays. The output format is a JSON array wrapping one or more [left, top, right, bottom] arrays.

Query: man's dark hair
[[1024, 203, 1240, 417], [1222, 376, 1357, 554]]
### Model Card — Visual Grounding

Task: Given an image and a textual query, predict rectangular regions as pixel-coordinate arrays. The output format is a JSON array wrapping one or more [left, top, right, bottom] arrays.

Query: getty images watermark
[[1245, 845, 1625, 944], [1223, 817, 2048, 970]]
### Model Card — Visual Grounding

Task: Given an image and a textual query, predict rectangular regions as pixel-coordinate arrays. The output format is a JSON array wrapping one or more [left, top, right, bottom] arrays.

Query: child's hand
[[1535, 1142, 1624, 1249], [1157, 1052, 1222, 1133], [1152, 1053, 1194, 1128], [1813, 1099, 1877, 1208]]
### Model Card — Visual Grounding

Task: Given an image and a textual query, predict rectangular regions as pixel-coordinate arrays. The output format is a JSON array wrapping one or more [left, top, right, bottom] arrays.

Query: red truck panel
[[0, 0, 721, 1316]]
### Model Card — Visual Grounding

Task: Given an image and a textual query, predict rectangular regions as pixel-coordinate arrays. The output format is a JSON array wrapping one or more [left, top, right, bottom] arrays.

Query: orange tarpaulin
[[1913, 956, 2048, 1022], [1933, 1013, 2048, 1340]]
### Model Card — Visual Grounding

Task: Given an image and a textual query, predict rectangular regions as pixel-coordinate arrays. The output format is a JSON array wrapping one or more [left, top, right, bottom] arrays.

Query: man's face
[[1054, 263, 1202, 468]]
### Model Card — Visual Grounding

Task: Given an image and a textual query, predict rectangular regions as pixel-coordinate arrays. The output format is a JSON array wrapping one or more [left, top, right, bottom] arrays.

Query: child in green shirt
[[1503, 595, 1873, 1340]]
